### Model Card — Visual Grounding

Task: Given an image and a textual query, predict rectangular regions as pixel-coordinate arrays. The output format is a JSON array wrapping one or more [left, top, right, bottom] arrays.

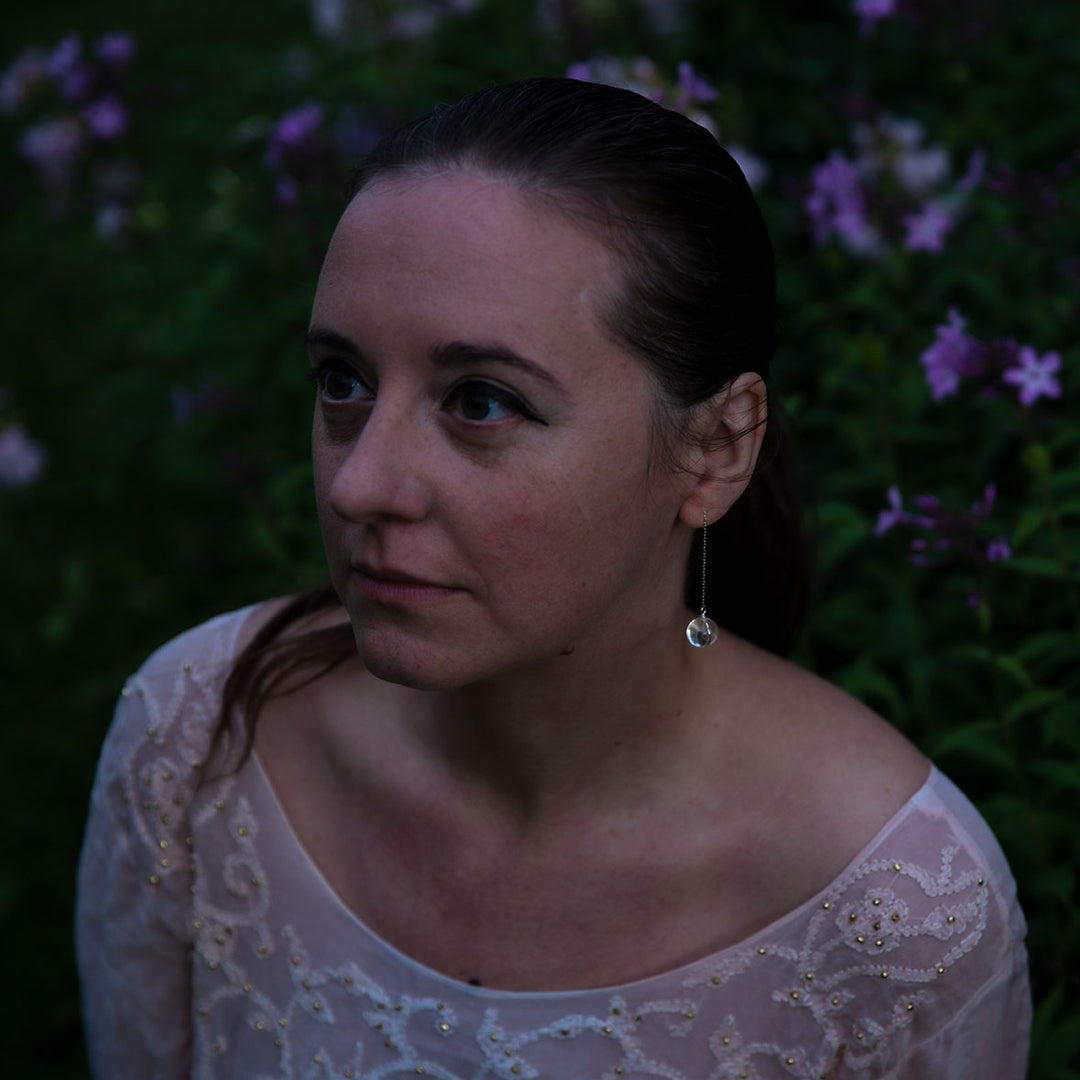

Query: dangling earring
[[686, 509, 719, 648]]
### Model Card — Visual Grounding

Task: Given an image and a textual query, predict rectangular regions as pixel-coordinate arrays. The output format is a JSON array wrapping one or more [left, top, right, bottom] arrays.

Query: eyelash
[[306, 362, 370, 404], [306, 360, 547, 427]]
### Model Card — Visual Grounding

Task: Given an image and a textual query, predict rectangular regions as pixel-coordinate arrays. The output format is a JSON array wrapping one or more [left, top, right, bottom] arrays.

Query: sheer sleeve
[[76, 610, 251, 1078], [76, 682, 194, 1077], [888, 924, 1031, 1078]]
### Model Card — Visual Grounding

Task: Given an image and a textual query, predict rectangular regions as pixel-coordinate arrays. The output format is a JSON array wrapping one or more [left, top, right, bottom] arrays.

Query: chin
[[350, 618, 574, 694], [350, 626, 486, 692]]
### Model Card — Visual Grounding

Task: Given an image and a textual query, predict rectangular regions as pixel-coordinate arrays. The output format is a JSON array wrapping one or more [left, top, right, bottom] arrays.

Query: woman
[[77, 78, 1031, 1078]]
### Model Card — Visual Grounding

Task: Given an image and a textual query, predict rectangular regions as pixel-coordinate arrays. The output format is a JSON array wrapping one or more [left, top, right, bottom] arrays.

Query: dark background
[[2, 0, 1077, 1074]]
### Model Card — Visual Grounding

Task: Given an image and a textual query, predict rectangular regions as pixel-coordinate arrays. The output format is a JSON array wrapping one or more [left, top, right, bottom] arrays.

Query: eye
[[445, 381, 534, 424], [308, 361, 371, 404]]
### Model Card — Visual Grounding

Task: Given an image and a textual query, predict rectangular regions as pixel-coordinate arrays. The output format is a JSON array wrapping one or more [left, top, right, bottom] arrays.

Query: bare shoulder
[[775, 653, 925, 797], [713, 635, 930, 881]]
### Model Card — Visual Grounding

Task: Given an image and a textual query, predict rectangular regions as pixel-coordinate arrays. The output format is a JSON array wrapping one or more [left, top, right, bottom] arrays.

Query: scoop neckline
[[245, 747, 936, 1002]]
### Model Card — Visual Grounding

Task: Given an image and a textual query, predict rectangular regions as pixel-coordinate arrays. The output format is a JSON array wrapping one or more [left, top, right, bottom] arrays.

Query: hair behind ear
[[687, 405, 811, 655]]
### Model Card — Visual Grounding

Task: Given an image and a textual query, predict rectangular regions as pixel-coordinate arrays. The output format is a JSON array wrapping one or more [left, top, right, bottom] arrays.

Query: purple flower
[[805, 150, 879, 253], [46, 33, 82, 81], [854, 116, 950, 196], [274, 175, 301, 208], [95, 32, 136, 67], [903, 200, 954, 253], [893, 146, 950, 196], [0, 424, 47, 487], [266, 102, 324, 169], [806, 152, 859, 220], [83, 95, 128, 139], [821, 114, 980, 255], [853, 0, 897, 34], [61, 65, 94, 104], [275, 102, 323, 145], [868, 115, 923, 152], [875, 485, 908, 535], [882, 482, 1012, 583], [958, 149, 986, 193], [564, 56, 722, 116], [1002, 346, 1063, 407], [672, 61, 717, 111], [0, 47, 51, 114], [971, 482, 996, 518], [46, 33, 94, 103], [17, 116, 84, 189], [919, 307, 984, 401]]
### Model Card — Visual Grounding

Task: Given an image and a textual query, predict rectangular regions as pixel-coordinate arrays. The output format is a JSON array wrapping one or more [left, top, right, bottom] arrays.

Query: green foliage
[[2, 0, 1077, 1074]]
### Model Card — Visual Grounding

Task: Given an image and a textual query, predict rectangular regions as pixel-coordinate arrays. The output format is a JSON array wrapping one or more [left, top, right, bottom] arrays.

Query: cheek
[[311, 437, 349, 542], [459, 465, 635, 609], [311, 450, 334, 522]]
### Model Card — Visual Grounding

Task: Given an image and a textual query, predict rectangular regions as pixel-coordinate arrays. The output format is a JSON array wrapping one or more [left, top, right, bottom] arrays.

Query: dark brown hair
[[217, 77, 811, 762]]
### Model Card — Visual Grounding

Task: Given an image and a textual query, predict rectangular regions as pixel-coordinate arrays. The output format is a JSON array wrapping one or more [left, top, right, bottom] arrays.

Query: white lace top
[[77, 607, 1031, 1079]]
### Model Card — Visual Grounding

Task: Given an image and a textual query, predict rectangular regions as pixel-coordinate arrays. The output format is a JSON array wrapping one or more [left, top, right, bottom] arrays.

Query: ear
[[678, 372, 768, 528]]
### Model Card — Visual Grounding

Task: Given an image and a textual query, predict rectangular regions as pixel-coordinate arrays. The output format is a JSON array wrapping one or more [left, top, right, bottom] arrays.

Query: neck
[[414, 605, 724, 824]]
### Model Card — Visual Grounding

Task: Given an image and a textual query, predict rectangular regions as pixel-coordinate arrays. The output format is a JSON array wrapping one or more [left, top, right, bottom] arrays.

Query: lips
[[353, 563, 443, 587], [349, 562, 461, 603]]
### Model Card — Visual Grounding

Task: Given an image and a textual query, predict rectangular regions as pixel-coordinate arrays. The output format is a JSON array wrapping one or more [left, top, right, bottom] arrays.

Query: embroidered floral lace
[[77, 607, 1031, 1079]]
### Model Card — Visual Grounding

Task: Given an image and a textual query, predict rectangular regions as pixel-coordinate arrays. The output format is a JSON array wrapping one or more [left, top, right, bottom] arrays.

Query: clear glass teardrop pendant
[[685, 614, 719, 648]]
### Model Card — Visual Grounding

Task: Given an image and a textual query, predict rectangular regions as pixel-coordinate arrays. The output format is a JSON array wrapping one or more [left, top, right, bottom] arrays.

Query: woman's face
[[309, 169, 696, 690]]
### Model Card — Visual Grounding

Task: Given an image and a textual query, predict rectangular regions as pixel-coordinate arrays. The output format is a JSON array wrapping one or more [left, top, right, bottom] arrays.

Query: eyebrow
[[305, 327, 564, 393], [429, 340, 563, 391], [305, 328, 360, 355]]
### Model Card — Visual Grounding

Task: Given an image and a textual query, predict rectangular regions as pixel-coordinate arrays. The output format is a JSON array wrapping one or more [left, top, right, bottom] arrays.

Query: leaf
[[1011, 505, 1046, 549], [1016, 630, 1077, 666], [1030, 758, 1080, 795], [835, 662, 904, 719], [929, 721, 1014, 771], [1021, 442, 1052, 477], [1031, 983, 1064, 1046], [995, 653, 1034, 688], [1004, 555, 1070, 580], [1052, 495, 1080, 520], [1029, 984, 1080, 1080], [949, 645, 1032, 688], [247, 514, 290, 569], [1005, 687, 1066, 723], [1030, 863, 1076, 906], [1044, 703, 1080, 753], [1049, 466, 1080, 494], [813, 500, 873, 574]]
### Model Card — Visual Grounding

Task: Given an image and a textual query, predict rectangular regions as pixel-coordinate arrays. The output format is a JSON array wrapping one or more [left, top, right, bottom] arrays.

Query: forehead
[[313, 169, 623, 343]]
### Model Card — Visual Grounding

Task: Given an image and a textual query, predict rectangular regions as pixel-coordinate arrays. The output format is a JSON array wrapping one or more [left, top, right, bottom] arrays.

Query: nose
[[320, 397, 433, 524]]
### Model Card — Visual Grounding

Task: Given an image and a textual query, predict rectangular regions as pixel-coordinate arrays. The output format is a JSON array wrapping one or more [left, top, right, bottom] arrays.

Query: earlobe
[[678, 372, 767, 528]]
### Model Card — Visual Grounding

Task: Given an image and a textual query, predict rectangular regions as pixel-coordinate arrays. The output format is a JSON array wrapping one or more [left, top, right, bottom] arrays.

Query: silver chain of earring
[[685, 509, 719, 648]]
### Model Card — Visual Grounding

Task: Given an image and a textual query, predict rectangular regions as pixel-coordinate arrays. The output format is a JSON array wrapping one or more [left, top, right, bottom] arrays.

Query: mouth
[[350, 563, 461, 602], [353, 562, 443, 586]]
